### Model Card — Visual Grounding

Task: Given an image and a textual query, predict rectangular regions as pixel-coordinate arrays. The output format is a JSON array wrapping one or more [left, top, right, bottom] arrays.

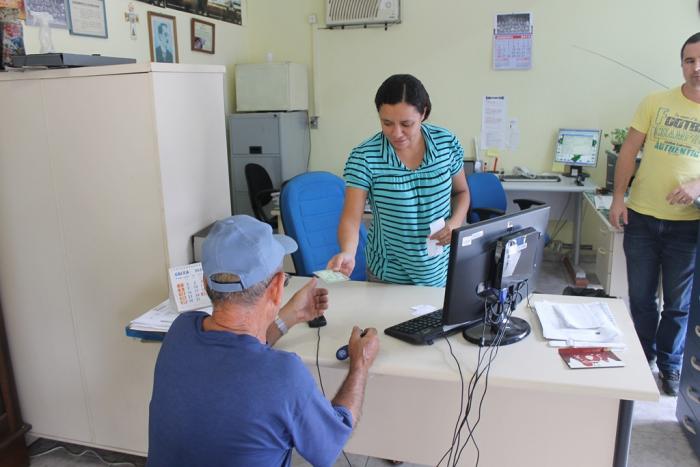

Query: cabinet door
[[41, 73, 167, 452], [229, 113, 280, 154], [0, 78, 92, 441]]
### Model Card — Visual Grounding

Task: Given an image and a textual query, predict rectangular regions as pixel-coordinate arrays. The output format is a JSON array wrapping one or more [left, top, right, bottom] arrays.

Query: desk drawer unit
[[680, 329, 700, 407], [678, 228, 700, 460], [678, 392, 700, 456], [594, 223, 627, 299]]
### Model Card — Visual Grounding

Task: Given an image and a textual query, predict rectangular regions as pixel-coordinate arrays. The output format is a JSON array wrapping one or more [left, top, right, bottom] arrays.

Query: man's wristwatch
[[274, 317, 289, 335]]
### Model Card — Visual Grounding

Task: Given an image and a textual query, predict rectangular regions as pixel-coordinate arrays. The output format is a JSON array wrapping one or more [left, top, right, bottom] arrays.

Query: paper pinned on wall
[[481, 96, 508, 150], [493, 12, 533, 71], [508, 118, 520, 150]]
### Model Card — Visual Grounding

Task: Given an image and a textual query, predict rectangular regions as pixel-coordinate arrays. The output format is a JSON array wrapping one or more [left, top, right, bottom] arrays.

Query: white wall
[[246, 0, 699, 187], [21, 0, 250, 111]]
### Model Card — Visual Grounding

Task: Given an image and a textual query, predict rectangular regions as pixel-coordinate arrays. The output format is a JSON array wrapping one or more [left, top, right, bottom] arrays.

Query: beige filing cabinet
[[0, 63, 230, 454], [584, 194, 629, 300]]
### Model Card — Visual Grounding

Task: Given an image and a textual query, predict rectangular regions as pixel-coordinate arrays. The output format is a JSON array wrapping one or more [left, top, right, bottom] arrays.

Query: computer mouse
[[336, 329, 368, 360], [307, 315, 327, 328]]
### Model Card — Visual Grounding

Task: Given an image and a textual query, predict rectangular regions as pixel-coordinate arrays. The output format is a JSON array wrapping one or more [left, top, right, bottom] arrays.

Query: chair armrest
[[254, 189, 280, 206], [512, 198, 545, 210]]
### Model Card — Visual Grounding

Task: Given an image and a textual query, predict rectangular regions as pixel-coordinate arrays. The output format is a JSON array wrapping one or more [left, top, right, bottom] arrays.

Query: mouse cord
[[314, 327, 353, 467], [435, 335, 465, 467]]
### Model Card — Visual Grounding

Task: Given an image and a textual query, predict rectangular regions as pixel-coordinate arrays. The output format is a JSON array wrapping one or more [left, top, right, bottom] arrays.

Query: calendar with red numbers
[[168, 263, 211, 312]]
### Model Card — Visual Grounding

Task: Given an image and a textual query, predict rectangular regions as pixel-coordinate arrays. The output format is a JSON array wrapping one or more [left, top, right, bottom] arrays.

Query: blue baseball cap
[[202, 215, 297, 293]]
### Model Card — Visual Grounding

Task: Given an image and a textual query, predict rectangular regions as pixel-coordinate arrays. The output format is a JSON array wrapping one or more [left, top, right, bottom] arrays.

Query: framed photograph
[[148, 12, 178, 63], [191, 18, 214, 54], [66, 0, 108, 38], [24, 0, 67, 28]]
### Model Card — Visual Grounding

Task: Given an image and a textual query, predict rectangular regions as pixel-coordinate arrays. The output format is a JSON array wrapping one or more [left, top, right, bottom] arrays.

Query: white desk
[[278, 277, 658, 467], [501, 177, 597, 265]]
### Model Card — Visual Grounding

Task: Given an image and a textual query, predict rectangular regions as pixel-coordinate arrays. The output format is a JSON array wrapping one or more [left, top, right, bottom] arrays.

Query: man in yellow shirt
[[609, 33, 700, 396]]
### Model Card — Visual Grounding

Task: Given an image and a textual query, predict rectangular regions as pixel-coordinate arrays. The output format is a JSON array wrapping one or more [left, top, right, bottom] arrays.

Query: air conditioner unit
[[326, 0, 400, 27]]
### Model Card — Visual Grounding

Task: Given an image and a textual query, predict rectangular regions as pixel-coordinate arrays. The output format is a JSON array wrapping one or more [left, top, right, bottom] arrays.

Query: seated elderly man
[[147, 215, 380, 467]]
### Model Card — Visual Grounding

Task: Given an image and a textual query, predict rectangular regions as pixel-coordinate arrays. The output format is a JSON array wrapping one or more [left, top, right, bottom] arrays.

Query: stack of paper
[[129, 299, 212, 333], [129, 300, 180, 332], [533, 300, 625, 349]]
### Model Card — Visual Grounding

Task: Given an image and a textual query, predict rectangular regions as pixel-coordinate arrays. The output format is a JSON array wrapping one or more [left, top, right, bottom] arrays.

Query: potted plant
[[604, 127, 628, 153]]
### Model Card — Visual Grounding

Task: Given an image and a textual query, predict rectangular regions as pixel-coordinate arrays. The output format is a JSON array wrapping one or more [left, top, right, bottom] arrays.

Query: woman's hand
[[327, 252, 356, 278], [428, 219, 459, 246]]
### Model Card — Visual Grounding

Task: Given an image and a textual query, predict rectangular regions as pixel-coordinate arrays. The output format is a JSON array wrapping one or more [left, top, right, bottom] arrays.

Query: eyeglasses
[[266, 272, 290, 289]]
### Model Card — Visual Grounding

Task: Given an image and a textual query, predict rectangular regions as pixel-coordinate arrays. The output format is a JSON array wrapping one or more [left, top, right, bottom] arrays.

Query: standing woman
[[328, 74, 470, 286]]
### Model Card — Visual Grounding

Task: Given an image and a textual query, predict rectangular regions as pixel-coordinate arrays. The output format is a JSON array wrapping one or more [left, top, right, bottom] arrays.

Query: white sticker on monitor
[[462, 230, 484, 247]]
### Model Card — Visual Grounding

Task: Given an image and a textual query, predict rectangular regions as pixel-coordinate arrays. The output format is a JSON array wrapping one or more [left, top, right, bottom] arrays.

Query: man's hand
[[608, 197, 628, 229], [327, 252, 356, 278], [283, 277, 329, 324], [666, 179, 700, 205], [347, 326, 380, 371]]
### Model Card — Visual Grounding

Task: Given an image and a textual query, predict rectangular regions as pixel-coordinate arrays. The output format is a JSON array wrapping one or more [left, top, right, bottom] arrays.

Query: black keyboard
[[384, 309, 471, 345], [500, 174, 561, 182]]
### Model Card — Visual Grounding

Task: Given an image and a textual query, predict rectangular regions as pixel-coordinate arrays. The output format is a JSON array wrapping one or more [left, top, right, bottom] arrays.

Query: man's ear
[[266, 272, 285, 307]]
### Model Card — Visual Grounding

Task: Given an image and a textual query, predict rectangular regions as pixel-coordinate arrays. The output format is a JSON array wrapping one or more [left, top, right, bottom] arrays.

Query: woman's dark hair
[[374, 74, 431, 121], [681, 32, 700, 60]]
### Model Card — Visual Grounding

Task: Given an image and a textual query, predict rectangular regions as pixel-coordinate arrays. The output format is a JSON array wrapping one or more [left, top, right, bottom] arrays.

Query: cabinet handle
[[688, 386, 700, 405], [598, 247, 608, 256], [599, 227, 607, 234], [683, 416, 697, 435], [695, 325, 700, 338], [691, 356, 700, 372]]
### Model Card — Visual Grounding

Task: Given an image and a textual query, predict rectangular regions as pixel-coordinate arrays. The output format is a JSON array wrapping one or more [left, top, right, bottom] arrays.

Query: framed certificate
[[67, 0, 108, 38]]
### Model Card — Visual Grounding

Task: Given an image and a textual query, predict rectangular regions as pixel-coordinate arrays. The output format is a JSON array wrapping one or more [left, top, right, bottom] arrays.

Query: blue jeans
[[623, 209, 698, 373]]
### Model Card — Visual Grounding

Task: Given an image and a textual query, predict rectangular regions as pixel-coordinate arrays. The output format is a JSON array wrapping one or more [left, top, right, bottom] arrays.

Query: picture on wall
[[148, 11, 178, 63], [66, 0, 108, 38], [0, 0, 26, 20], [0, 21, 25, 68], [24, 0, 67, 28], [191, 17, 214, 54], [135, 0, 241, 26]]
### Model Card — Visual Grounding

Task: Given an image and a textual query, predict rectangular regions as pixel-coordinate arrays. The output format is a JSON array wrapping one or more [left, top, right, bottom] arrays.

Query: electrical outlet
[[309, 116, 319, 129]]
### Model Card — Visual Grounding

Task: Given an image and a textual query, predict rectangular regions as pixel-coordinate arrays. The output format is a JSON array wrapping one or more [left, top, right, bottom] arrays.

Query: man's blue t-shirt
[[147, 312, 353, 467]]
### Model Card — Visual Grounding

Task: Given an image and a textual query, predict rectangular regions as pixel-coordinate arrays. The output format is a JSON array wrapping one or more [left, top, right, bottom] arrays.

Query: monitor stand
[[566, 165, 583, 177], [463, 316, 530, 346]]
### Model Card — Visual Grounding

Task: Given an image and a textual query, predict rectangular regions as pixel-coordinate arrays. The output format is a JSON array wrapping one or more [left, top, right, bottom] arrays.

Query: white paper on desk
[[533, 301, 622, 342], [131, 300, 212, 332], [411, 304, 438, 317], [426, 218, 445, 257], [130, 299, 180, 332]]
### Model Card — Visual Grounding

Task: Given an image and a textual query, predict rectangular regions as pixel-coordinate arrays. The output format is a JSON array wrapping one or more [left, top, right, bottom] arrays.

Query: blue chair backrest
[[280, 172, 367, 280], [467, 172, 507, 223]]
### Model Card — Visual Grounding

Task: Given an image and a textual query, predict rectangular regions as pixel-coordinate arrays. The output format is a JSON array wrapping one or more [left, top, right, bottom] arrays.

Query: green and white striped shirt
[[344, 123, 464, 286]]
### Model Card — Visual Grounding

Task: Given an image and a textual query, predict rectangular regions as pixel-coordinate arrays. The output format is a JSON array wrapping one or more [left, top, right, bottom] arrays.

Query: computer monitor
[[442, 205, 551, 345], [554, 128, 601, 177]]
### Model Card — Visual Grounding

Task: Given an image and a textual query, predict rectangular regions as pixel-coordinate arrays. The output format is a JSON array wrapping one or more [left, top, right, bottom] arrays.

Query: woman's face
[[378, 102, 425, 151]]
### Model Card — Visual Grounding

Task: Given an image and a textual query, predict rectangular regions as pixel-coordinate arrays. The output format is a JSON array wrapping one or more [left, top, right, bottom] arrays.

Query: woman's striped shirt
[[343, 123, 464, 287]]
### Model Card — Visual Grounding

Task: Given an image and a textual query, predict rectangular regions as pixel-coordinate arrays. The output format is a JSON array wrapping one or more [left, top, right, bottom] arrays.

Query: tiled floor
[[28, 254, 700, 466]]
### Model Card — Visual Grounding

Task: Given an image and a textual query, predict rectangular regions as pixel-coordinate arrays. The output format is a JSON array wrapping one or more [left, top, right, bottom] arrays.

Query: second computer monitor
[[554, 128, 601, 177], [441, 205, 551, 327]]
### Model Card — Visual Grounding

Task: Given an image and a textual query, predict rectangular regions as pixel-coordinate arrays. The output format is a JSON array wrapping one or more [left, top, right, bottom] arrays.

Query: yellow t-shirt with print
[[627, 87, 700, 221]]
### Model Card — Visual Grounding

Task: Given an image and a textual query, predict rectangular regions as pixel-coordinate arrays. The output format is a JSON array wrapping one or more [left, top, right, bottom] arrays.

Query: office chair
[[244, 163, 279, 230], [467, 172, 547, 224], [280, 171, 368, 281]]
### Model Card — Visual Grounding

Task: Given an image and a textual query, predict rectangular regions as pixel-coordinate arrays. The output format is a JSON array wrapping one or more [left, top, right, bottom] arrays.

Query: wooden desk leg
[[613, 399, 634, 467]]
